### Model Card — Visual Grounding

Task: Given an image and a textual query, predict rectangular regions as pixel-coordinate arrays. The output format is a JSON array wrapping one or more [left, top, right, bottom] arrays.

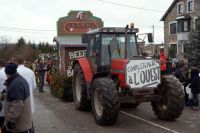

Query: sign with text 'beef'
[[126, 60, 161, 88], [65, 47, 86, 77]]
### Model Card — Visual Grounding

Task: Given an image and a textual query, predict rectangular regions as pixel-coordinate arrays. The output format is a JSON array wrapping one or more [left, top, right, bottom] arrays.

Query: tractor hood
[[111, 59, 129, 72]]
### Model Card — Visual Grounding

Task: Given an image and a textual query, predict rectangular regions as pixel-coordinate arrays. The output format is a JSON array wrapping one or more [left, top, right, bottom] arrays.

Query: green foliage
[[0, 37, 56, 62], [50, 73, 73, 101], [16, 37, 26, 48], [38, 42, 55, 53], [185, 22, 200, 68]]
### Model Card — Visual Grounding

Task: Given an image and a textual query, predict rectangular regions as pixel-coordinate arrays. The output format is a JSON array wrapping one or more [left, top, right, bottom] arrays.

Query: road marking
[[120, 111, 179, 133]]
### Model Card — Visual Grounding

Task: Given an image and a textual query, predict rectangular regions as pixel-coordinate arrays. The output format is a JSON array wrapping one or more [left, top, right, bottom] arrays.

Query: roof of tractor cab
[[87, 27, 139, 34]]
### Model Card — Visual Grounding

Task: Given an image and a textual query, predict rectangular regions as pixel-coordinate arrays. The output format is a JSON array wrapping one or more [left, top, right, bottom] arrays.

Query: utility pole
[[152, 25, 155, 57], [125, 24, 128, 59]]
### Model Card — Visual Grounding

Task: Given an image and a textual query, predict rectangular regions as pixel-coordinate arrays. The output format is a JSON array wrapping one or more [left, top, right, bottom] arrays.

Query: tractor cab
[[82, 27, 139, 74]]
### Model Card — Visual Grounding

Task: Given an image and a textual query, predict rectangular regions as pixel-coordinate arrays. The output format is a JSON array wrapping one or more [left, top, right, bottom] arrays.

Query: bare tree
[[0, 36, 11, 48]]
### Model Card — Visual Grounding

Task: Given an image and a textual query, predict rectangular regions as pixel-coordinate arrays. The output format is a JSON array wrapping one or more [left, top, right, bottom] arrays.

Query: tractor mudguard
[[73, 57, 93, 82]]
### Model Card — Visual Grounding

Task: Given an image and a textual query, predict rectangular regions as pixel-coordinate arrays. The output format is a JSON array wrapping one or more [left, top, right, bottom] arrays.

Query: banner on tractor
[[126, 60, 161, 88]]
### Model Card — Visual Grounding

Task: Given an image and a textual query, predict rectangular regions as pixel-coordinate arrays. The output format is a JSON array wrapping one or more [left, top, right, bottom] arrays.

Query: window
[[87, 34, 100, 65], [177, 2, 184, 15], [170, 44, 177, 57], [194, 18, 200, 30], [187, 0, 194, 12], [177, 19, 190, 32], [169, 22, 177, 34], [101, 34, 138, 66], [184, 21, 188, 31], [88, 37, 94, 57]]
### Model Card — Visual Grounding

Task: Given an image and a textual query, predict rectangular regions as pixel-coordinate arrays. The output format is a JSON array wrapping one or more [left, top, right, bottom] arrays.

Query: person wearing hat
[[3, 63, 32, 133], [36, 59, 47, 93]]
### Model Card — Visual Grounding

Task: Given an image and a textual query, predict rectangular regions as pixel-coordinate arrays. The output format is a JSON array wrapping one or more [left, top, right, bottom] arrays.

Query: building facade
[[54, 10, 103, 75], [161, 0, 200, 58]]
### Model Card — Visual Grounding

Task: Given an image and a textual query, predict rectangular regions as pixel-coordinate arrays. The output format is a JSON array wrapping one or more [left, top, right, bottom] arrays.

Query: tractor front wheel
[[151, 75, 184, 120], [72, 64, 90, 111], [91, 78, 119, 125]]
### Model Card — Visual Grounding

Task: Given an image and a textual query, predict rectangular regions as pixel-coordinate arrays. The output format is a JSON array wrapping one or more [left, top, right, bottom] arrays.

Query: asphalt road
[[33, 85, 200, 133]]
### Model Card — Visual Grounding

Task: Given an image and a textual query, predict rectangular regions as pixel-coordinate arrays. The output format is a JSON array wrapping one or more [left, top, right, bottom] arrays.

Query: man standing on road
[[14, 55, 37, 113], [36, 59, 46, 93], [0, 59, 6, 129], [3, 63, 32, 133], [14, 55, 36, 133]]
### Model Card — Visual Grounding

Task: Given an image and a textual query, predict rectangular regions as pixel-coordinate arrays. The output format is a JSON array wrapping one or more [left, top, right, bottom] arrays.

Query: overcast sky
[[0, 0, 174, 44]]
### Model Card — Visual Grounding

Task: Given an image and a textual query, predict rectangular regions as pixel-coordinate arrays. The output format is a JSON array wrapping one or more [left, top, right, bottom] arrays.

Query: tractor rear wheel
[[151, 75, 184, 120], [72, 63, 90, 111], [91, 78, 119, 125]]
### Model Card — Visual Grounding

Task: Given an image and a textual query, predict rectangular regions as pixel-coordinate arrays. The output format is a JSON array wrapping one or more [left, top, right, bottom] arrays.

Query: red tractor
[[72, 25, 184, 125]]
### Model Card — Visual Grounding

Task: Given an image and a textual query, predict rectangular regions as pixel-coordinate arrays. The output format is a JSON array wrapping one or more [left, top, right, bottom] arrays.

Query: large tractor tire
[[72, 64, 90, 111], [151, 75, 184, 120], [91, 78, 119, 125]]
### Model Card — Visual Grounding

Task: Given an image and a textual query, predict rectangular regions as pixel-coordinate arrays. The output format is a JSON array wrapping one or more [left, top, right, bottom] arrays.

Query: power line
[[0, 26, 56, 32], [96, 0, 165, 13], [0, 29, 55, 36], [138, 26, 164, 30]]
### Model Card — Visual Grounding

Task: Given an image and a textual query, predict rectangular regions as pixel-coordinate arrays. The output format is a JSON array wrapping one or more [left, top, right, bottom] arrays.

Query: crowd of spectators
[[166, 56, 200, 110], [0, 55, 58, 133]]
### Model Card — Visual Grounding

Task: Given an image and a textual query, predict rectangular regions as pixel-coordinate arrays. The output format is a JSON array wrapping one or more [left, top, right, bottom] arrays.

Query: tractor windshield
[[101, 34, 138, 66]]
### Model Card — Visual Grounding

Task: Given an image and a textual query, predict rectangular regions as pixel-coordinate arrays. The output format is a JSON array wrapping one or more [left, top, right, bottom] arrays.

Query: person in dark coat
[[166, 57, 172, 74], [36, 59, 46, 93], [174, 62, 184, 81], [3, 63, 32, 132], [187, 68, 200, 109]]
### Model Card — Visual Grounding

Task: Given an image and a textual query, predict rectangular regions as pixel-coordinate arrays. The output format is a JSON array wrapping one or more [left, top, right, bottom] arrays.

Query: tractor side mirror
[[82, 34, 88, 44], [147, 33, 153, 43]]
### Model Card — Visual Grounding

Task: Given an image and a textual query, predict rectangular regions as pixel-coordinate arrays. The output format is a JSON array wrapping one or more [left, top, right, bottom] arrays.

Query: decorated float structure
[[54, 10, 103, 76]]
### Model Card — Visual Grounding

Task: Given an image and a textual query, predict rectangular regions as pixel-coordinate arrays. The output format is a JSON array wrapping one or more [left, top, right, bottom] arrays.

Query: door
[[87, 34, 100, 74], [170, 44, 177, 57]]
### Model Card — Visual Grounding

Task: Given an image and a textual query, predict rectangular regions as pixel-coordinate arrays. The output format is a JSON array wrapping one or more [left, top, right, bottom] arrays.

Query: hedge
[[49, 73, 73, 101]]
